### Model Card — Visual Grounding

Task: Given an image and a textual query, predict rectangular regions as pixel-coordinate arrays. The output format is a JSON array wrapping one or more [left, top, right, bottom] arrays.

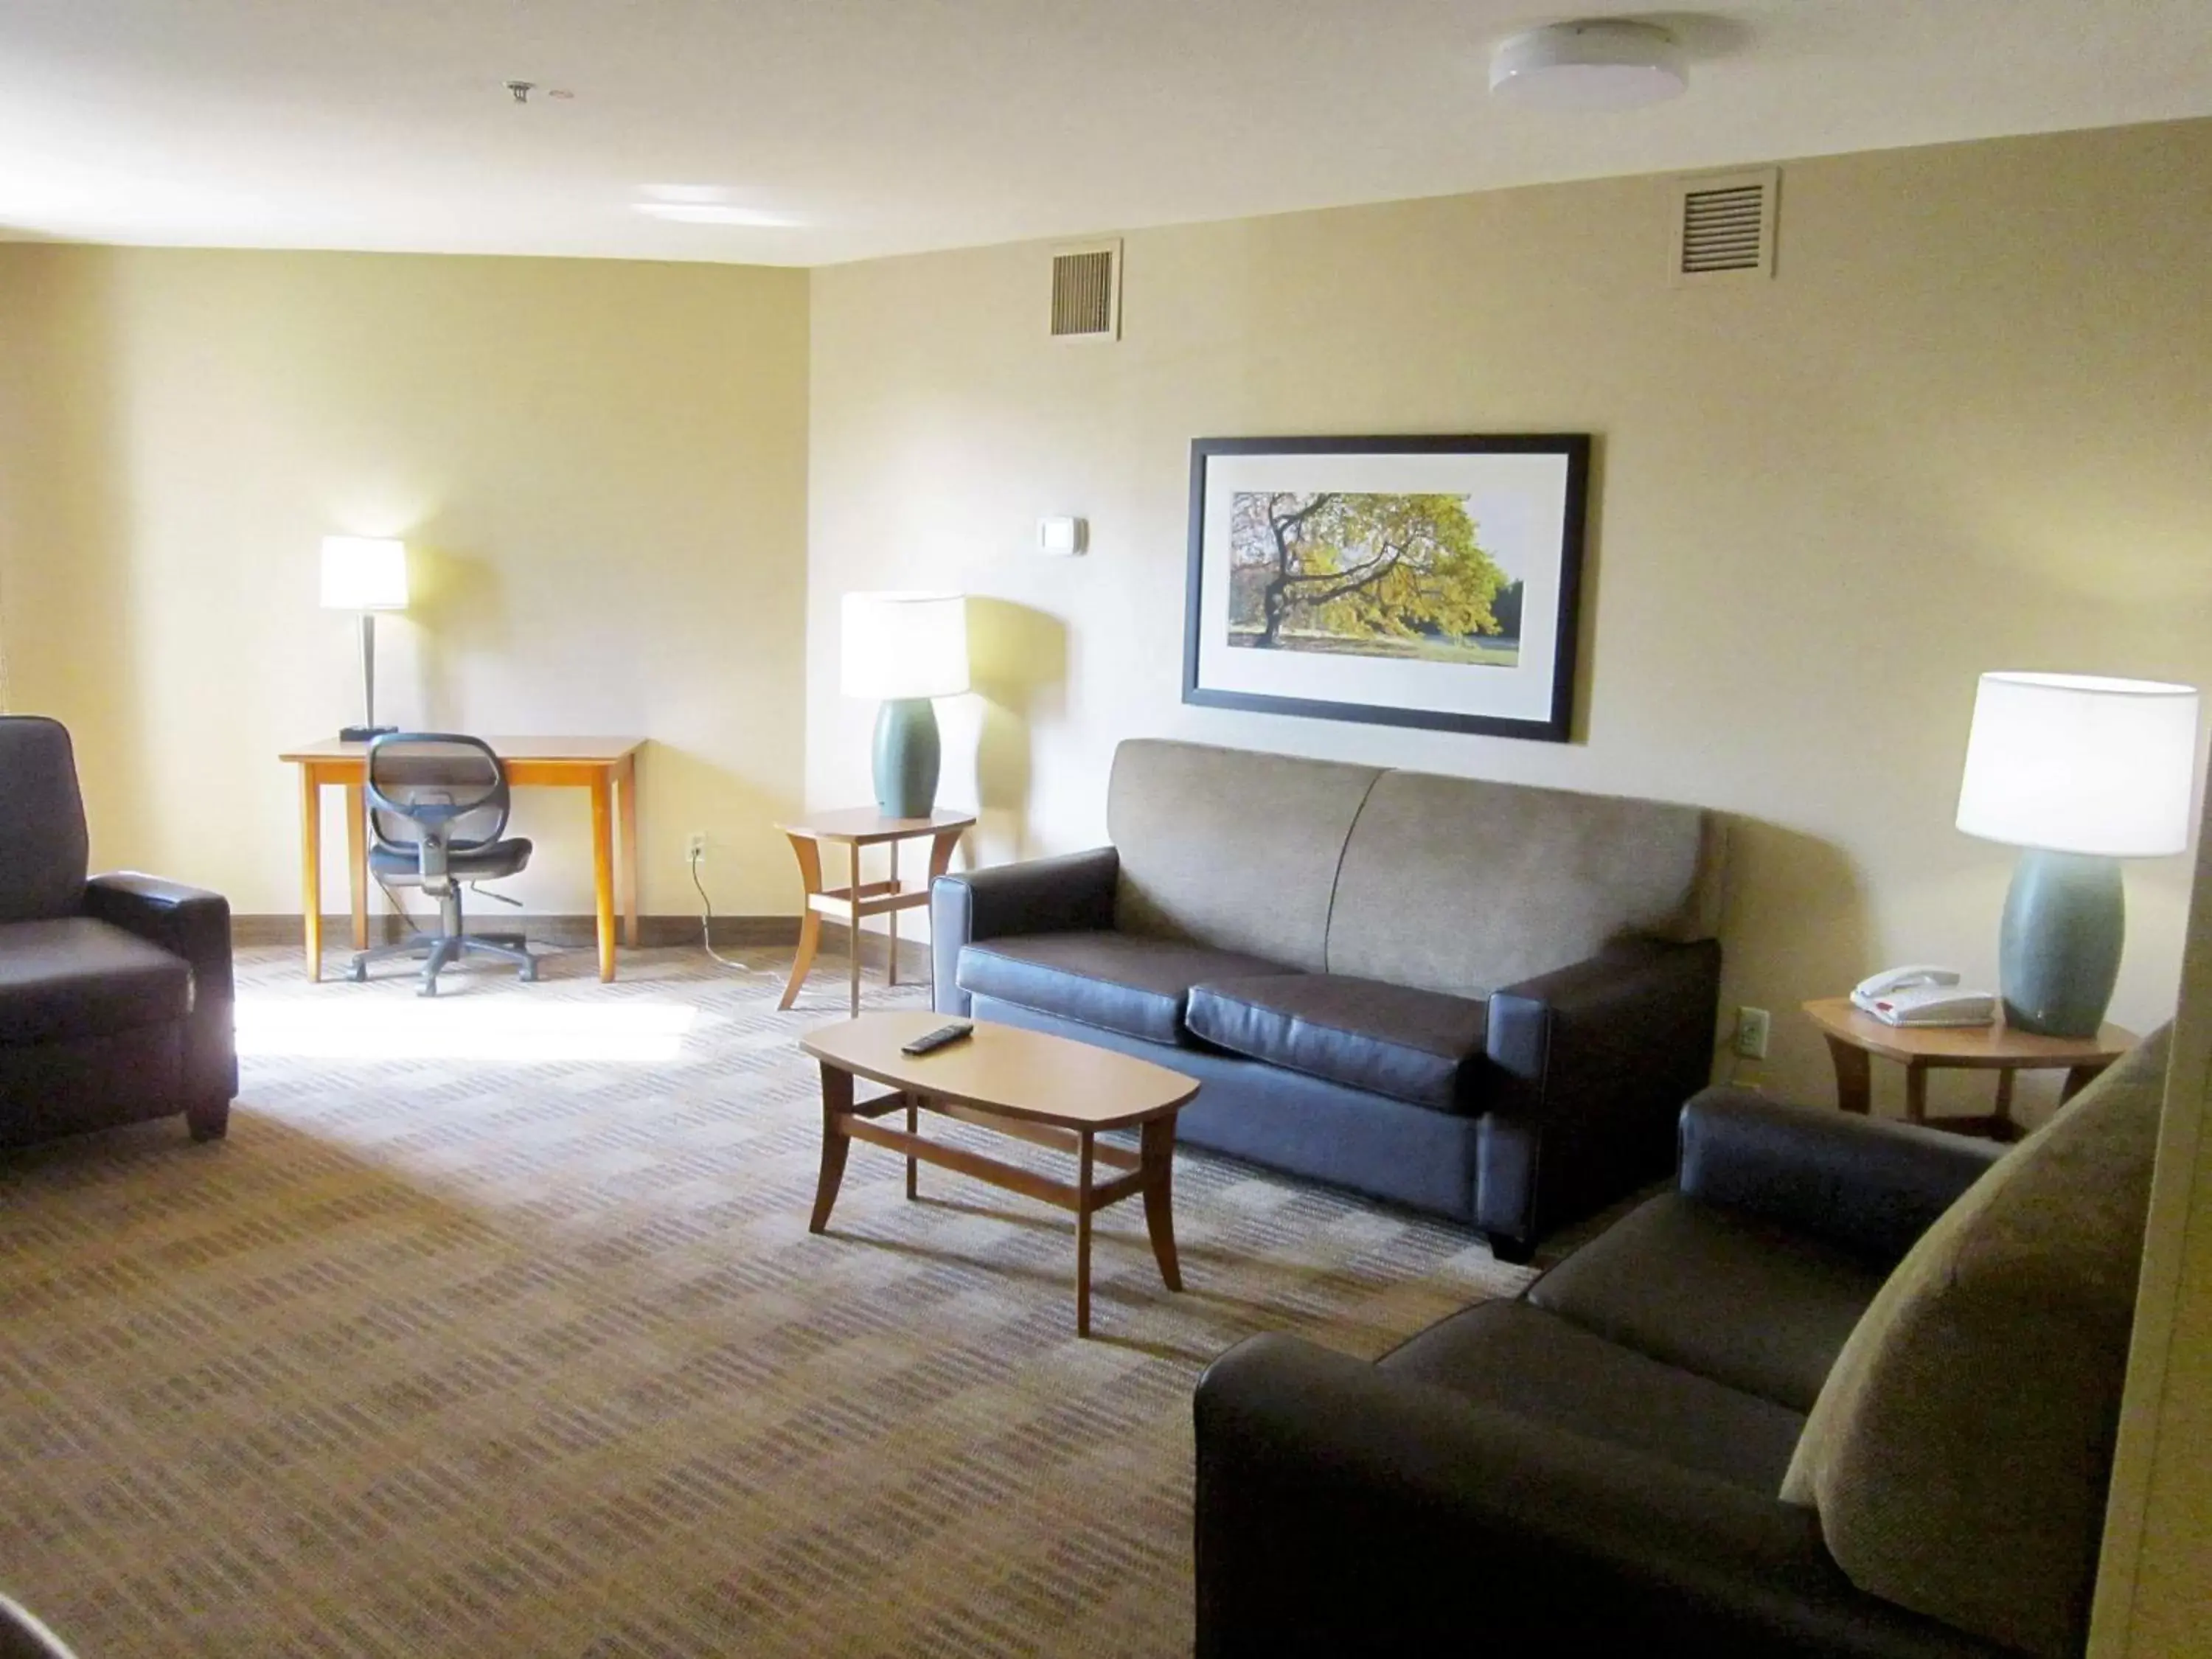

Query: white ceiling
[[2, 1, 2208, 268]]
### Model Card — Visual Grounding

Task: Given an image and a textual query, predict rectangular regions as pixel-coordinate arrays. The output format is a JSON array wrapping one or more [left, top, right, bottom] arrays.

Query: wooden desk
[[1801, 997, 2134, 1141], [776, 808, 975, 1016], [279, 737, 644, 983]]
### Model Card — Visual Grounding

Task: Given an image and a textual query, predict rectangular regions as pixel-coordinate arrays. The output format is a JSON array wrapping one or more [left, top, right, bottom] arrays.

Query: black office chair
[[347, 734, 539, 995]]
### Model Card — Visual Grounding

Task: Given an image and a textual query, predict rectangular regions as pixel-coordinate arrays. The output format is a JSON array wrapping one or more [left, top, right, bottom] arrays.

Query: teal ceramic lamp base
[[872, 698, 942, 819], [1999, 849, 2124, 1038]]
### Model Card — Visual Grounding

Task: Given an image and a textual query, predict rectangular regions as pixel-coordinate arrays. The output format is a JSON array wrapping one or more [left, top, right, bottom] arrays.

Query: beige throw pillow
[[1780, 1023, 2170, 1658]]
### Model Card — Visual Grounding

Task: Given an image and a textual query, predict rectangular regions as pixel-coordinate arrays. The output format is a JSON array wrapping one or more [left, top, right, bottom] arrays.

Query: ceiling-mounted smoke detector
[[1489, 20, 1687, 113]]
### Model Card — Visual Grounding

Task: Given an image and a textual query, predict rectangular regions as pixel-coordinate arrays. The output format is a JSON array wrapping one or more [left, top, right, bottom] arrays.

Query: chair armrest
[[930, 848, 1119, 1014], [83, 872, 237, 1110], [1194, 1334, 2001, 1659], [1478, 939, 1722, 1247], [1678, 1088, 2003, 1265]]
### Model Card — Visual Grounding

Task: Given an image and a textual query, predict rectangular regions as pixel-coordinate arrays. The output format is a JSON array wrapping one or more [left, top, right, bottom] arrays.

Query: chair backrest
[[364, 734, 511, 853], [0, 716, 91, 923]]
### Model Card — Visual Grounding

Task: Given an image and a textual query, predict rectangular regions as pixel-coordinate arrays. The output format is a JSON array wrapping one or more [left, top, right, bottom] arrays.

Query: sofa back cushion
[[1326, 771, 1722, 995], [1779, 1023, 2170, 1659], [1107, 739, 1380, 971], [0, 717, 90, 925]]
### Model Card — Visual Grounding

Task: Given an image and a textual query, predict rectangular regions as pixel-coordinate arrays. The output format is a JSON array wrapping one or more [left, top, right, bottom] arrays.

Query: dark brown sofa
[[1193, 1027, 2169, 1658], [933, 738, 1725, 1258], [0, 716, 234, 1147]]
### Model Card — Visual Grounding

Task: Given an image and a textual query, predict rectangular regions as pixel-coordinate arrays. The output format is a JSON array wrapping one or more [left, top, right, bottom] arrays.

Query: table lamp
[[841, 591, 970, 818], [1955, 670, 2199, 1037], [320, 536, 408, 742]]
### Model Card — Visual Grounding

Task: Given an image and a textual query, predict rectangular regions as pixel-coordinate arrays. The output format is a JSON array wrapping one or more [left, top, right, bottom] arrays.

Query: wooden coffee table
[[799, 1012, 1200, 1336]]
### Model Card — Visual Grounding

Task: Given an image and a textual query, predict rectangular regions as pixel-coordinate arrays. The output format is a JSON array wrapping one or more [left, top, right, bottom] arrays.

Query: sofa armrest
[[83, 872, 237, 1116], [1679, 1088, 2003, 1265], [930, 847, 1119, 1015], [1478, 939, 1722, 1250], [1194, 1334, 2001, 1659]]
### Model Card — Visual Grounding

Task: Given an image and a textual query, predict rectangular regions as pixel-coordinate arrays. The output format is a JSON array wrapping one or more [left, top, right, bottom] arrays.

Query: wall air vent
[[1670, 167, 1778, 283], [1049, 240, 1121, 341]]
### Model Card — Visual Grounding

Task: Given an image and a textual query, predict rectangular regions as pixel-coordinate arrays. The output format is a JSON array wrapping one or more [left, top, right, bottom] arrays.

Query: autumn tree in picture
[[1226, 491, 1518, 665]]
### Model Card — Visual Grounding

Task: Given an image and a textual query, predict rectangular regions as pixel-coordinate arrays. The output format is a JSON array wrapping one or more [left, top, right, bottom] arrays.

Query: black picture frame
[[1181, 434, 1591, 743]]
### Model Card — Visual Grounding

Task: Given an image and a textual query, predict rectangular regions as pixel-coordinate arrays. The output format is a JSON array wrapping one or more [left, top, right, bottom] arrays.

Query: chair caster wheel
[[347, 961, 367, 984], [520, 961, 540, 983]]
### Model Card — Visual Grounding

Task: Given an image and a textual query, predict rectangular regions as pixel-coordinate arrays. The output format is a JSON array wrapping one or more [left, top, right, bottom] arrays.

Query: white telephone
[[1851, 965, 1997, 1028]]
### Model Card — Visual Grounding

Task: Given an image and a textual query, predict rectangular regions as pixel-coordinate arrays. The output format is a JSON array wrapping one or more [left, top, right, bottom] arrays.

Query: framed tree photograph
[[1182, 434, 1591, 742]]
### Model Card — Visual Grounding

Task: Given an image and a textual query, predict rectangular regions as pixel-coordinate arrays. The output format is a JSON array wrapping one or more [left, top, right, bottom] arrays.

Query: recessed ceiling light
[[632, 202, 805, 228], [1489, 20, 1687, 113]]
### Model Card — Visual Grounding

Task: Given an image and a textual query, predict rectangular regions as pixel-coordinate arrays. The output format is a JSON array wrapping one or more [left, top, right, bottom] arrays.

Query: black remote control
[[900, 1021, 974, 1057]]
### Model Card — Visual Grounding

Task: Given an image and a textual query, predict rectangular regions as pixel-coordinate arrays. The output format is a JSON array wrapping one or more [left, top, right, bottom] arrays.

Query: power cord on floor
[[689, 848, 780, 976]]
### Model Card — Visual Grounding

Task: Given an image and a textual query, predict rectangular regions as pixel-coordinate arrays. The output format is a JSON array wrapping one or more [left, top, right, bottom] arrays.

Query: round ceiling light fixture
[[1489, 19, 1687, 113]]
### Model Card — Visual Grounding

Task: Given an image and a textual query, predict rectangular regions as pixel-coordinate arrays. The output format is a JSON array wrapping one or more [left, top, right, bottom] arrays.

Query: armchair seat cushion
[[1186, 973, 1488, 1113], [1379, 1300, 1807, 1492], [1528, 1193, 1890, 1411], [0, 917, 192, 1044], [954, 931, 1294, 1045]]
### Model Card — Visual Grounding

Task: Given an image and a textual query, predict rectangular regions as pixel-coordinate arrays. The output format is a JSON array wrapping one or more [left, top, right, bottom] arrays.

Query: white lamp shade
[[841, 591, 970, 700], [1955, 672, 2200, 857], [319, 537, 408, 611]]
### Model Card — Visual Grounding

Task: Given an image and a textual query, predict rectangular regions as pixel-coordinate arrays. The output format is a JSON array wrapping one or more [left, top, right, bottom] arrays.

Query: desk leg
[[1823, 1034, 1872, 1115], [779, 836, 824, 1010], [590, 774, 617, 982], [616, 755, 640, 950], [299, 766, 323, 981], [887, 840, 900, 987], [344, 783, 369, 952], [847, 841, 863, 1018]]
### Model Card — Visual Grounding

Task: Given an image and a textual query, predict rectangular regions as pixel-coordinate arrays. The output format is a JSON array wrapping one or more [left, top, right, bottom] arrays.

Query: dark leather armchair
[[0, 717, 235, 1147]]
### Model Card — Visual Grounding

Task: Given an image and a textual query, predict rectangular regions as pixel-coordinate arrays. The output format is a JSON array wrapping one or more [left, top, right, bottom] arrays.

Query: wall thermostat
[[1037, 516, 1088, 555]]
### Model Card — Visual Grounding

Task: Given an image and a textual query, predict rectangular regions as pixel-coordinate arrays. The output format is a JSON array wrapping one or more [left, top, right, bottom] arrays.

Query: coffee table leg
[[1139, 1116, 1183, 1293], [1075, 1130, 1095, 1338], [810, 1063, 854, 1234], [905, 1095, 919, 1200]]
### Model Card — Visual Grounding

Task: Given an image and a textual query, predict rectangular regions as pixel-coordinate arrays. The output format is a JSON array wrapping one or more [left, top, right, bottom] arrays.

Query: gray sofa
[[931, 739, 1725, 1257]]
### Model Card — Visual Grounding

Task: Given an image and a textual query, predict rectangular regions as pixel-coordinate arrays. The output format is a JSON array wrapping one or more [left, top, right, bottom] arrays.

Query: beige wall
[[0, 246, 810, 923], [807, 118, 2212, 1112]]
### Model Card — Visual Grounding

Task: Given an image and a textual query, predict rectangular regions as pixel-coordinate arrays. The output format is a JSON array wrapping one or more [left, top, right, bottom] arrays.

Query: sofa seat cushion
[[955, 932, 1296, 1045], [0, 917, 192, 1044], [1186, 973, 1487, 1113], [1379, 1300, 1806, 1492], [1528, 1193, 1888, 1412]]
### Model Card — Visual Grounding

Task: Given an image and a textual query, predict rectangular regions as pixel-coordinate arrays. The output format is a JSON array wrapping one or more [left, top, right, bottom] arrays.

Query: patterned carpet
[[0, 943, 1540, 1658]]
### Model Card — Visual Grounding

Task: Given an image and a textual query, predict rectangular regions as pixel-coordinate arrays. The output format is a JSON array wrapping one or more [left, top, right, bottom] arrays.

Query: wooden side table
[[1801, 997, 2135, 1142], [776, 809, 975, 1016]]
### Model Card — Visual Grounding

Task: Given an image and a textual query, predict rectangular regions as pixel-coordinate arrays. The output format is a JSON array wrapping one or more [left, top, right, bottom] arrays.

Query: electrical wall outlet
[[1735, 1006, 1770, 1060], [685, 832, 708, 862]]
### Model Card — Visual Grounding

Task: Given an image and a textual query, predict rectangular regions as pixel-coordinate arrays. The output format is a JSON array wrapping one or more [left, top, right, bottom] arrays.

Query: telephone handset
[[1851, 964, 1995, 1028]]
